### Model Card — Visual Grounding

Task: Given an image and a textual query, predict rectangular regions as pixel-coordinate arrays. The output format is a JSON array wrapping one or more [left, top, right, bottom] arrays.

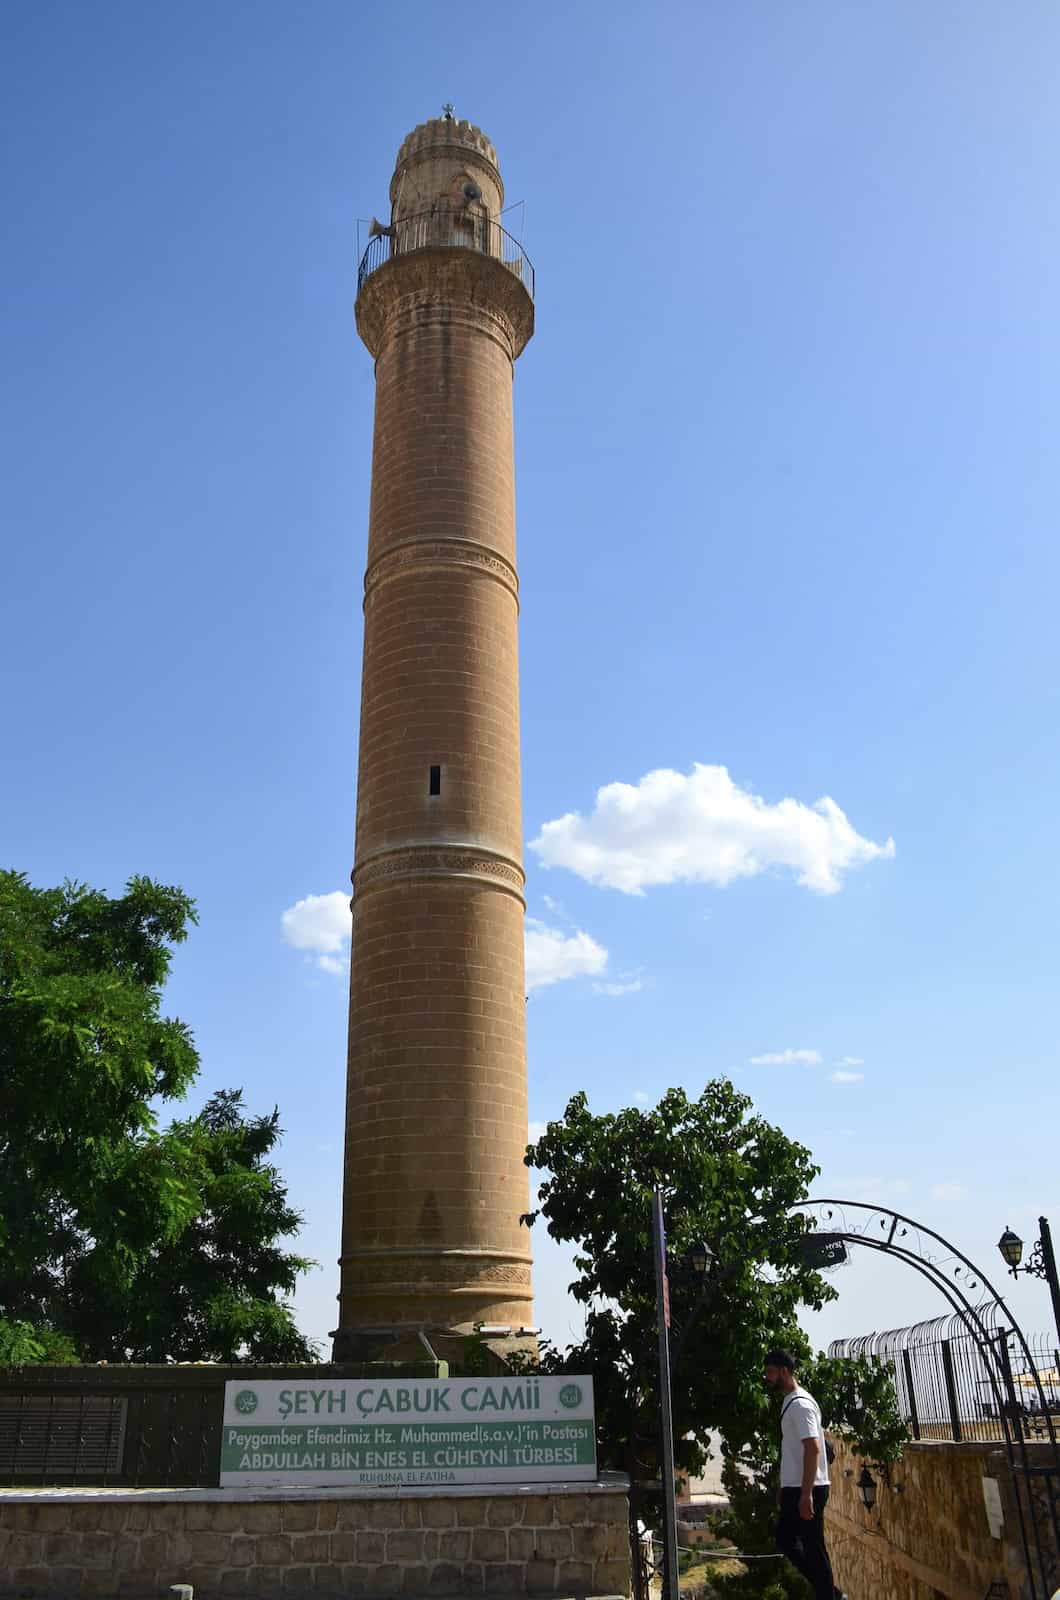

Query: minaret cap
[[390, 117, 503, 205]]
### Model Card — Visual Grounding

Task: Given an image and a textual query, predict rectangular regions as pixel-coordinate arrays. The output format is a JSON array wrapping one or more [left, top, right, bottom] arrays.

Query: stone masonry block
[[257, 1533, 294, 1564], [36, 1569, 82, 1596], [338, 1497, 401, 1528], [483, 1561, 525, 1592], [282, 1565, 314, 1591], [577, 1521, 622, 1560], [401, 1563, 434, 1594], [247, 1565, 285, 1594], [487, 1497, 519, 1526], [26, 1505, 72, 1533], [228, 1536, 257, 1566], [186, 1530, 235, 1564], [459, 1560, 485, 1592], [556, 1559, 594, 1593], [386, 1526, 425, 1561], [242, 1502, 286, 1533], [470, 1527, 507, 1562], [78, 1531, 117, 1569], [420, 1498, 457, 1527], [585, 1496, 624, 1525], [508, 1527, 538, 1561], [282, 1501, 319, 1532], [330, 1531, 359, 1562], [557, 1495, 590, 1524], [74, 1573, 119, 1597], [220, 1572, 250, 1595], [594, 1558, 633, 1593], [524, 1558, 557, 1593], [535, 1527, 573, 1560], [355, 1528, 385, 1563], [117, 1573, 158, 1599], [425, 1560, 464, 1595], [400, 1498, 423, 1526], [519, 1496, 556, 1528], [456, 1497, 491, 1527], [147, 1503, 186, 1530], [369, 1562, 405, 1595], [290, 1531, 329, 1562], [315, 1502, 338, 1531], [310, 1566, 344, 1595], [39, 1531, 81, 1565], [5, 1533, 41, 1567], [204, 1501, 247, 1533], [437, 1527, 472, 1562]]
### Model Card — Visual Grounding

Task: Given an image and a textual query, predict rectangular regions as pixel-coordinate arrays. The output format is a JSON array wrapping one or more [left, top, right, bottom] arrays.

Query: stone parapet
[[0, 1480, 630, 1599], [826, 1435, 1055, 1599]]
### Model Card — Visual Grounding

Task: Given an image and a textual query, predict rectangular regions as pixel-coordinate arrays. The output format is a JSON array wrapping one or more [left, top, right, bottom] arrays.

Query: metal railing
[[830, 1307, 1060, 1444], [357, 207, 535, 299], [0, 1360, 441, 1487]]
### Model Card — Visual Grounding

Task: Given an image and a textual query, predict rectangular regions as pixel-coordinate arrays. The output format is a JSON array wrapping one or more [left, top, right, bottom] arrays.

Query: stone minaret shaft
[[334, 118, 535, 1358]]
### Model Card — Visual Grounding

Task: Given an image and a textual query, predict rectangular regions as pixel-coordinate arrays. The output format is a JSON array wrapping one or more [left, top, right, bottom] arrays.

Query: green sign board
[[220, 1376, 597, 1488]]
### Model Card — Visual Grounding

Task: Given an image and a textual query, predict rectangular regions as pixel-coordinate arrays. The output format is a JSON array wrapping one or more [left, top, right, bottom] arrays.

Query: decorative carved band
[[356, 251, 534, 360], [353, 844, 525, 904], [342, 1256, 533, 1292], [364, 537, 519, 609]]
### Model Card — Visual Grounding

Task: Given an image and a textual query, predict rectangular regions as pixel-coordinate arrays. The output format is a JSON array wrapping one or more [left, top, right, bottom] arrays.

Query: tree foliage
[[0, 871, 317, 1363], [523, 1083, 905, 1595]]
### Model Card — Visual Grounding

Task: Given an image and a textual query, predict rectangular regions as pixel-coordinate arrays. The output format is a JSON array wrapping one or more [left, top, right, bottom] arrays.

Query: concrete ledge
[[0, 1475, 628, 1503]]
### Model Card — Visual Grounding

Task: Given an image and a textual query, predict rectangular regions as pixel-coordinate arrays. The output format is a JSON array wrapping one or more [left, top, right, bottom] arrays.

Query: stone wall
[[0, 1481, 630, 1600], [826, 1435, 1057, 1599]]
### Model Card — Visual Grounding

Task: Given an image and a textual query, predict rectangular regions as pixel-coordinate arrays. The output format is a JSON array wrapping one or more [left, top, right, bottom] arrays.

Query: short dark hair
[[763, 1348, 796, 1371]]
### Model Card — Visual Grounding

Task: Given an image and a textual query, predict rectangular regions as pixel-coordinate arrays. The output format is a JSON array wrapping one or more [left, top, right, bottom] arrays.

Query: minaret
[[333, 115, 535, 1362]]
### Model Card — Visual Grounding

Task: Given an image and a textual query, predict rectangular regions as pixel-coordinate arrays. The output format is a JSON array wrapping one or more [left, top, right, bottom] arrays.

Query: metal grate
[[0, 1395, 127, 1475]]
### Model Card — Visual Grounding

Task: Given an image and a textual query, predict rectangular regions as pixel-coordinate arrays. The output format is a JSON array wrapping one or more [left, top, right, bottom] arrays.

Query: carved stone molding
[[364, 537, 519, 610], [353, 844, 525, 904], [356, 250, 534, 360], [342, 1255, 533, 1293]]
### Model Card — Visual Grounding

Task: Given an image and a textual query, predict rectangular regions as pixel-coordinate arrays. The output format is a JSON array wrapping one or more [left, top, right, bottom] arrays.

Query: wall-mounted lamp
[[857, 1464, 877, 1510]]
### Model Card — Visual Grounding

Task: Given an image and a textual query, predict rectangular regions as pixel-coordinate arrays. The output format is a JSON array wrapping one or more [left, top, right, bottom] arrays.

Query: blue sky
[[4, 1, 1058, 1356]]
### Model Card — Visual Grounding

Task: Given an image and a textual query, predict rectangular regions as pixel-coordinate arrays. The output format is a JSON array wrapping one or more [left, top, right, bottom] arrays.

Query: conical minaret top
[[335, 116, 535, 1365]]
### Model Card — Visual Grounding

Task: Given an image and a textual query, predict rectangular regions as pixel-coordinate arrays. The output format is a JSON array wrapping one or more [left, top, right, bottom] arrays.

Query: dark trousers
[[775, 1485, 836, 1600]]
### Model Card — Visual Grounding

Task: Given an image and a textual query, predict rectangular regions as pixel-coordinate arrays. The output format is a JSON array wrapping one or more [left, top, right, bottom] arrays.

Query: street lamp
[[996, 1217, 1060, 1348], [857, 1464, 877, 1510], [688, 1239, 712, 1277]]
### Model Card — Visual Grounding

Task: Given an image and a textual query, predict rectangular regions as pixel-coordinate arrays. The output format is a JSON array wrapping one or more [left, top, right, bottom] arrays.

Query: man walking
[[763, 1347, 844, 1600]]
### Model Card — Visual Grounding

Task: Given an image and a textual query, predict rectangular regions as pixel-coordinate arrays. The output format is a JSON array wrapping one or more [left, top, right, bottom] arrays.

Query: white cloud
[[592, 978, 644, 997], [840, 1056, 865, 1067], [830, 1070, 864, 1083], [530, 763, 895, 896], [830, 1176, 911, 1200], [281, 891, 351, 974], [524, 918, 608, 993], [930, 1182, 968, 1202], [750, 1048, 822, 1067], [633, 1090, 652, 1105], [527, 1120, 550, 1144]]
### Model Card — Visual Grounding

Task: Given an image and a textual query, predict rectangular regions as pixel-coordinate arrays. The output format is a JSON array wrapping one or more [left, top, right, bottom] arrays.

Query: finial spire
[[442, 102, 455, 120]]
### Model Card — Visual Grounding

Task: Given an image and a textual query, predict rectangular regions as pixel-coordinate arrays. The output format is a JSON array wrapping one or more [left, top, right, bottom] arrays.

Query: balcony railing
[[357, 208, 534, 300]]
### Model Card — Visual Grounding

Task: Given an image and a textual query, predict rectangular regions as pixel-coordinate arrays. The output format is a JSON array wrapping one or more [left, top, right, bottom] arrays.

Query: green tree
[[523, 1083, 904, 1596], [0, 870, 317, 1362]]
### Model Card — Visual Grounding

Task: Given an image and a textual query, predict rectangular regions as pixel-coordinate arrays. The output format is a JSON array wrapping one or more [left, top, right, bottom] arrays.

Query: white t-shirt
[[779, 1387, 829, 1489]]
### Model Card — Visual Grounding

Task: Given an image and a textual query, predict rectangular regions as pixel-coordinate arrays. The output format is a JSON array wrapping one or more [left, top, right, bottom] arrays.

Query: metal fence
[[0, 1361, 441, 1488], [830, 1304, 1060, 1444], [357, 206, 535, 299]]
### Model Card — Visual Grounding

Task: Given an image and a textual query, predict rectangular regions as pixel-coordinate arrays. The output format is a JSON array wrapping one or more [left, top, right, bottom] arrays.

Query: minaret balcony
[[357, 206, 535, 300]]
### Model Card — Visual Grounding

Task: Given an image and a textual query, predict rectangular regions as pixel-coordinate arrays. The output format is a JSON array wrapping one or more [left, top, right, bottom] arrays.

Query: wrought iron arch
[[796, 1198, 1060, 1597]]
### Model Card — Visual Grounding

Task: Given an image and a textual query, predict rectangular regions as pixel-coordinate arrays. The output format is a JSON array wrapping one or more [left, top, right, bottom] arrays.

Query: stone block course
[[0, 1484, 629, 1597]]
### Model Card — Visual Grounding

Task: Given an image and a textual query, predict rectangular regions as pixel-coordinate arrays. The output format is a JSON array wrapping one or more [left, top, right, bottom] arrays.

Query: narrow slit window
[[428, 765, 441, 796]]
